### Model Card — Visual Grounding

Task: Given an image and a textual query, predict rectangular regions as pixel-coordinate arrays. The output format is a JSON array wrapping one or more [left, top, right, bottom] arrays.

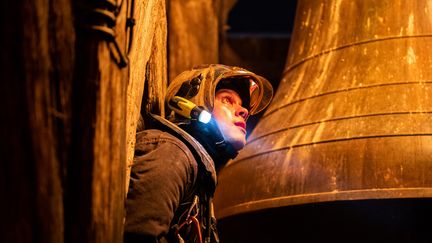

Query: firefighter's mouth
[[234, 121, 246, 133]]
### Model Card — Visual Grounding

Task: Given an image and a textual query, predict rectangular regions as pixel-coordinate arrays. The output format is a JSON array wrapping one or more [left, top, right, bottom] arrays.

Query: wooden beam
[[0, 0, 74, 242]]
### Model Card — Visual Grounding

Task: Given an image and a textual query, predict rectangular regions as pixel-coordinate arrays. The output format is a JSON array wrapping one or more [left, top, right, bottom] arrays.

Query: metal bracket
[[76, 0, 135, 68]]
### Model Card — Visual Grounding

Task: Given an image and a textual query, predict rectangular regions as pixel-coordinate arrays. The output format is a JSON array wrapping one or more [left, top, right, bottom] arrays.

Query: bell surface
[[214, 0, 432, 242]]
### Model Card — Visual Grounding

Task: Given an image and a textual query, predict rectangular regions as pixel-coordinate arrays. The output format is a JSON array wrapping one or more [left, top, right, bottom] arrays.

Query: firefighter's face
[[213, 89, 249, 151]]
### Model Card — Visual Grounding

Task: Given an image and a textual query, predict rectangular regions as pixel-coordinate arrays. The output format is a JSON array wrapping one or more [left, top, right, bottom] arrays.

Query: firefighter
[[124, 64, 273, 243]]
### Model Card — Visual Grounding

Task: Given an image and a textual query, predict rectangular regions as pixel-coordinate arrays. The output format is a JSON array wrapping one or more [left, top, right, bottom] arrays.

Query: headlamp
[[168, 96, 212, 124]]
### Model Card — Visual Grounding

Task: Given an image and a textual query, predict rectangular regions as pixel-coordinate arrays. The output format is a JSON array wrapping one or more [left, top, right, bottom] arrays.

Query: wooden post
[[0, 0, 74, 242], [64, 1, 129, 242], [167, 0, 222, 82], [1, 0, 168, 242], [125, 0, 168, 193]]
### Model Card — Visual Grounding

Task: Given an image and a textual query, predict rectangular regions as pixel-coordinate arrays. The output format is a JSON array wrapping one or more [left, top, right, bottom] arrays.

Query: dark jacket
[[124, 115, 218, 243]]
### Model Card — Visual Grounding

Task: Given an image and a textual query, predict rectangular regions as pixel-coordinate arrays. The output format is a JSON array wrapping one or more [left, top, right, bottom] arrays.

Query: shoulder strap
[[150, 114, 217, 186], [125, 114, 217, 198]]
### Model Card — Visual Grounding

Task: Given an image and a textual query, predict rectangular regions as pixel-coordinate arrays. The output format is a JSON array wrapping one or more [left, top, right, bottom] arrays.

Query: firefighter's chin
[[223, 124, 247, 151]]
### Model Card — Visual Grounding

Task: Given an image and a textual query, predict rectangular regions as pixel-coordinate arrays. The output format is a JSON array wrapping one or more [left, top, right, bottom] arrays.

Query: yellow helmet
[[166, 64, 273, 118]]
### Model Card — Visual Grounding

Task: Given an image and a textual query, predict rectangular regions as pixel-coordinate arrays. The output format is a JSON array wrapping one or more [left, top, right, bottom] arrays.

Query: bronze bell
[[214, 0, 432, 242]]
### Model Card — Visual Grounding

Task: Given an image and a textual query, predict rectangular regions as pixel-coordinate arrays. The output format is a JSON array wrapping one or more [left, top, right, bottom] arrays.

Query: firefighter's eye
[[221, 96, 234, 105]]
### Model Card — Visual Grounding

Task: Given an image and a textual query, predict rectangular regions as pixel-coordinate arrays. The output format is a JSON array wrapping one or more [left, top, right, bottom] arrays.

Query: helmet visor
[[214, 71, 273, 115]]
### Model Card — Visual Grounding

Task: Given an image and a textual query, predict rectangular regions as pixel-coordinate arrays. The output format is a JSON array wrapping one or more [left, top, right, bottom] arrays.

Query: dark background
[[228, 0, 297, 33]]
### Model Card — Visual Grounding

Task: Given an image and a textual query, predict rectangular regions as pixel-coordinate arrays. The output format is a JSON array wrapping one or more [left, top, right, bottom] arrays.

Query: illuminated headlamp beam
[[198, 110, 212, 124]]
